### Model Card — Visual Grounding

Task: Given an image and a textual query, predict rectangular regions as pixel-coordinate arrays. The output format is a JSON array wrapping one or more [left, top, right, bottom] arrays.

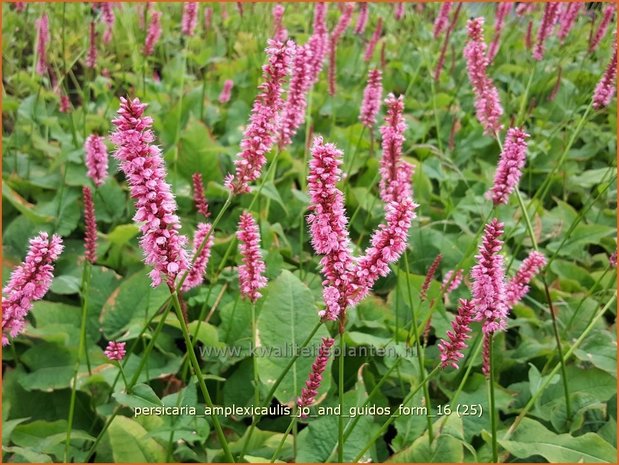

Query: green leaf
[[104, 416, 166, 462], [113, 383, 163, 409], [2, 183, 53, 224]]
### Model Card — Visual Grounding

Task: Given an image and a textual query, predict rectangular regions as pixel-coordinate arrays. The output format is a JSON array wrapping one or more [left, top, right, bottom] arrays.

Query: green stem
[[270, 414, 297, 463], [488, 334, 498, 463], [337, 332, 345, 462], [251, 301, 259, 406]]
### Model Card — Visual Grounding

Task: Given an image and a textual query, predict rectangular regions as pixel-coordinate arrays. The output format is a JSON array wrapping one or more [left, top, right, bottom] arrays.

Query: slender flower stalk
[[488, 127, 530, 205], [593, 45, 617, 109], [328, 2, 354, 96], [441, 269, 464, 294], [278, 44, 312, 147], [525, 20, 533, 50], [557, 2, 582, 43], [420, 255, 443, 303], [83, 187, 97, 264], [101, 2, 115, 44], [35, 13, 49, 75], [182, 2, 198, 36], [297, 337, 335, 413], [191, 172, 210, 218], [272, 4, 287, 41], [219, 79, 234, 104], [463, 17, 503, 135], [438, 299, 475, 369], [505, 251, 547, 307], [355, 2, 368, 35], [307, 3, 329, 85], [2, 233, 64, 345], [471, 219, 507, 334], [225, 40, 294, 194], [84, 134, 109, 187], [433, 2, 452, 38], [86, 20, 97, 68], [359, 68, 382, 128], [104, 341, 126, 361], [183, 223, 214, 292], [533, 2, 560, 61], [487, 3, 512, 63], [363, 17, 383, 62], [435, 2, 462, 82], [237, 212, 268, 302], [111, 97, 189, 288], [144, 10, 162, 56], [589, 5, 615, 52]]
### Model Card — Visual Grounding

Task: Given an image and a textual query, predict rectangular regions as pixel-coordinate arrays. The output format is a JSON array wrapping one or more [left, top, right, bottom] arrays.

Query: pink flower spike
[[359, 68, 383, 128], [505, 251, 547, 307], [182, 223, 214, 292], [144, 10, 162, 56], [610, 251, 617, 268], [589, 5, 615, 52], [191, 172, 210, 218], [182, 2, 198, 36], [333, 2, 354, 43], [471, 218, 507, 334], [533, 2, 561, 61], [441, 269, 464, 294], [420, 254, 443, 303], [237, 212, 268, 303], [394, 3, 405, 21], [557, 2, 582, 43], [272, 4, 288, 41], [379, 94, 411, 203], [306, 3, 329, 86], [487, 3, 512, 63], [2, 232, 64, 345], [481, 332, 492, 376], [489, 127, 530, 205], [104, 341, 126, 361], [86, 20, 97, 68], [111, 97, 190, 288], [279, 44, 312, 148], [225, 40, 295, 195], [35, 13, 49, 75], [59, 93, 71, 113], [355, 2, 369, 35], [433, 2, 452, 38], [84, 134, 109, 187], [438, 299, 475, 369], [101, 2, 115, 44], [204, 7, 213, 31], [297, 337, 335, 413], [593, 46, 617, 110], [83, 186, 97, 264], [363, 17, 383, 62], [219, 79, 234, 104]]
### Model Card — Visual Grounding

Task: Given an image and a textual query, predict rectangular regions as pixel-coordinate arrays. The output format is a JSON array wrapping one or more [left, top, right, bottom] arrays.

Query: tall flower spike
[[488, 127, 530, 205], [111, 97, 189, 288], [219, 79, 234, 104], [487, 3, 512, 63], [435, 2, 462, 82], [328, 2, 354, 96], [433, 2, 452, 38], [557, 2, 582, 43], [463, 17, 504, 135], [359, 68, 382, 128], [379, 94, 411, 203], [306, 3, 329, 85], [297, 337, 335, 414], [237, 212, 268, 302], [225, 40, 294, 194], [593, 45, 617, 110], [183, 223, 214, 292], [272, 4, 287, 41], [363, 17, 383, 62], [104, 341, 126, 361], [86, 20, 97, 68], [589, 5, 615, 52], [505, 251, 547, 307], [471, 218, 507, 334], [182, 2, 198, 36], [192, 172, 210, 218], [307, 137, 356, 321], [533, 2, 560, 61], [35, 13, 49, 75], [2, 232, 64, 345], [355, 2, 369, 35], [84, 134, 109, 187], [144, 10, 162, 56], [101, 2, 115, 44], [83, 186, 97, 264], [438, 299, 475, 369]]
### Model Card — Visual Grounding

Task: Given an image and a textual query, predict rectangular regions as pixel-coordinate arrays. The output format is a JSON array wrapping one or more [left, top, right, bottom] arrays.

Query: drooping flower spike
[[438, 299, 476, 369], [104, 341, 126, 361], [83, 186, 97, 264], [433, 2, 452, 38], [420, 255, 443, 303], [111, 97, 190, 288], [593, 45, 617, 110], [363, 17, 383, 62], [191, 172, 210, 218], [2, 232, 64, 345], [297, 337, 335, 414], [505, 251, 547, 307], [359, 68, 383, 128], [355, 2, 369, 35], [488, 127, 530, 205], [84, 134, 109, 187], [557, 2, 582, 43], [441, 269, 464, 295], [589, 4, 615, 52], [237, 212, 268, 303], [183, 223, 214, 292]]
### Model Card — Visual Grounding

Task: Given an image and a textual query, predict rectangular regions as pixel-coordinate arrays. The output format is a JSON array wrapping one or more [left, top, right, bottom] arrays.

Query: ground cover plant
[[1, 1, 618, 463]]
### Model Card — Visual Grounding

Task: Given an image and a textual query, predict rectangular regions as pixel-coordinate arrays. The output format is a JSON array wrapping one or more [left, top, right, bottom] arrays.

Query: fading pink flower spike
[[589, 5, 615, 52], [111, 97, 190, 288], [2, 232, 64, 345], [225, 40, 295, 195], [463, 17, 504, 135], [593, 46, 617, 110], [441, 269, 464, 294], [83, 186, 97, 264], [182, 2, 198, 36], [144, 10, 162, 56], [183, 223, 214, 292], [433, 2, 452, 38], [363, 17, 383, 62], [35, 13, 49, 75], [355, 2, 369, 35], [219, 79, 234, 104], [557, 2, 582, 43], [533, 2, 560, 60], [359, 68, 383, 128], [471, 218, 507, 334], [101, 2, 115, 44], [489, 127, 530, 205], [505, 251, 547, 307], [297, 337, 335, 414], [86, 20, 97, 68], [192, 172, 210, 218], [438, 299, 475, 369], [104, 341, 126, 361], [272, 4, 288, 41], [237, 212, 268, 303], [84, 134, 109, 187]]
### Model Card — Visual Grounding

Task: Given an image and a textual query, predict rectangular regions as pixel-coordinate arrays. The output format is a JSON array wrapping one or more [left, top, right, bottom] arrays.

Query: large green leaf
[[104, 416, 167, 463]]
